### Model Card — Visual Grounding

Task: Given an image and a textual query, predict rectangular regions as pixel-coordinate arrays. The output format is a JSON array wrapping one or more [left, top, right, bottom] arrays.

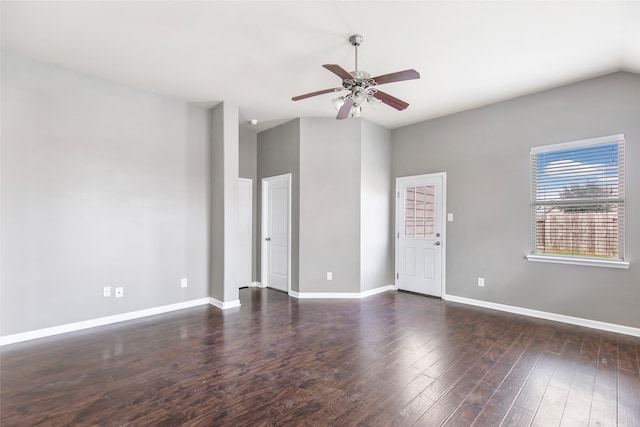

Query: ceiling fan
[[292, 34, 420, 120]]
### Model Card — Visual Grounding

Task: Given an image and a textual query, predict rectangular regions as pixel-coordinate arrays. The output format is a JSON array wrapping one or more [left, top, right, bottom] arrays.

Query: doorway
[[261, 174, 291, 293], [396, 173, 446, 297]]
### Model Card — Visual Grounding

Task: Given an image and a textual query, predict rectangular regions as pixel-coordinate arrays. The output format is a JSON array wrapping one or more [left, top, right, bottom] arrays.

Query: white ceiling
[[2, 1, 639, 133]]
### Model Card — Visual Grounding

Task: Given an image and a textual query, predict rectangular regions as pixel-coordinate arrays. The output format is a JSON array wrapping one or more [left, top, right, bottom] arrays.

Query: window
[[404, 185, 435, 238], [527, 134, 628, 268]]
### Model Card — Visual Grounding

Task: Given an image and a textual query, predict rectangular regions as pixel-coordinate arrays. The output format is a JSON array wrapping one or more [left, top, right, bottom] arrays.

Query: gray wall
[[257, 117, 393, 295], [209, 103, 240, 303], [6, 52, 634, 336], [299, 118, 362, 293], [1, 53, 210, 335], [256, 119, 300, 291], [360, 120, 393, 292], [239, 128, 258, 282], [392, 71, 640, 328]]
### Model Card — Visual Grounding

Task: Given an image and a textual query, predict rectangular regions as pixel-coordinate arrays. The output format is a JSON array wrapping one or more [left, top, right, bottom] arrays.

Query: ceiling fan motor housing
[[350, 70, 371, 80], [349, 34, 364, 46]]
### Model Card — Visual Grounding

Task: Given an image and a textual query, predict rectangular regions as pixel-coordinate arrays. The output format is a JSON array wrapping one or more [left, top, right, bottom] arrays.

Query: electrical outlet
[[181, 278, 188, 288], [103, 287, 111, 297], [327, 272, 333, 280], [478, 278, 485, 287], [115, 287, 124, 298]]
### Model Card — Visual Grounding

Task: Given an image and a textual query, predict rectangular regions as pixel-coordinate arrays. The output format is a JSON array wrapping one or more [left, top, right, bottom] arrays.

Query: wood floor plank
[[506, 339, 548, 387], [617, 369, 640, 427], [514, 350, 559, 412], [415, 400, 459, 427], [560, 355, 597, 427], [470, 380, 522, 426], [502, 404, 535, 427], [618, 338, 640, 375], [1, 288, 639, 426], [289, 390, 354, 426], [549, 339, 581, 392], [546, 328, 571, 354], [589, 337, 618, 427], [397, 390, 437, 425], [454, 380, 496, 422], [417, 340, 509, 426], [530, 385, 569, 427], [442, 413, 474, 427]]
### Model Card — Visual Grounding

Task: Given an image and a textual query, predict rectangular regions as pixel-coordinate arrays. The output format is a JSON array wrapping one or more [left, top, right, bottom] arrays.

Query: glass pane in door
[[405, 185, 436, 238]]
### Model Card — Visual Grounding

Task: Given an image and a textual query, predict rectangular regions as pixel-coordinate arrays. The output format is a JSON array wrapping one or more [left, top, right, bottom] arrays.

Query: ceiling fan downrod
[[349, 34, 364, 73]]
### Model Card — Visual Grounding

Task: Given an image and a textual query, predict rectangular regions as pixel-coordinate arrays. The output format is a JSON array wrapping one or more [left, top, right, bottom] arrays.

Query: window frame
[[526, 134, 629, 269]]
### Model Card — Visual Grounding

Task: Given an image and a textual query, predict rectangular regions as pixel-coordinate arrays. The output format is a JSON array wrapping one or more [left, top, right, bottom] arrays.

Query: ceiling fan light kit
[[292, 34, 421, 120]]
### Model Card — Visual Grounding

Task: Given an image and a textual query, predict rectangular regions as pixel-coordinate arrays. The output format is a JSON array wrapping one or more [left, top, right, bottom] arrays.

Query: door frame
[[395, 172, 447, 297], [238, 178, 253, 288], [261, 173, 292, 293]]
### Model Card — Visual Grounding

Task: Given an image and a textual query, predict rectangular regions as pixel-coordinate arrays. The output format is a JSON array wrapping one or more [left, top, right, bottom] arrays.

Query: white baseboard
[[361, 285, 396, 298], [249, 282, 264, 288], [0, 298, 211, 346], [289, 284, 395, 299], [208, 298, 241, 309], [8, 289, 633, 346], [443, 294, 640, 338]]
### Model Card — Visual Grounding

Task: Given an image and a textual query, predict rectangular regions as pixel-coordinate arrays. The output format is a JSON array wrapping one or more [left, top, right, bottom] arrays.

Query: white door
[[261, 174, 291, 293], [238, 178, 252, 287], [396, 173, 446, 297]]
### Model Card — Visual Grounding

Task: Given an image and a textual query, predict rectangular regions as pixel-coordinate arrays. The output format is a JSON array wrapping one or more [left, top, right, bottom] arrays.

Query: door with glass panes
[[396, 173, 445, 297]]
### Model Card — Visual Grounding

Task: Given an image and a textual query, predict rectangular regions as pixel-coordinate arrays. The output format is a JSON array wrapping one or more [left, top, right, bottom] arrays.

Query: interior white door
[[396, 173, 445, 297], [238, 178, 252, 287], [262, 174, 290, 292]]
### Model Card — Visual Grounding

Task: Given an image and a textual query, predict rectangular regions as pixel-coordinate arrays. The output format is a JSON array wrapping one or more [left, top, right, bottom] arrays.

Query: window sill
[[526, 254, 630, 269]]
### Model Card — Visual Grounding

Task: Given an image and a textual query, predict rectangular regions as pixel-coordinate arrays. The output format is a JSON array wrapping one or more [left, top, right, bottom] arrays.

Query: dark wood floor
[[1, 288, 639, 426]]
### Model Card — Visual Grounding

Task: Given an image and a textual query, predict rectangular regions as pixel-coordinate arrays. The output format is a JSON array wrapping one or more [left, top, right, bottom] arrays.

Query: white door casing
[[238, 178, 252, 287], [396, 173, 446, 297], [261, 174, 291, 293]]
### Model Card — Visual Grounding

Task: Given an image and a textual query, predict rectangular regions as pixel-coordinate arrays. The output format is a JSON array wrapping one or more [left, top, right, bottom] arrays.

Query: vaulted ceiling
[[2, 1, 639, 132]]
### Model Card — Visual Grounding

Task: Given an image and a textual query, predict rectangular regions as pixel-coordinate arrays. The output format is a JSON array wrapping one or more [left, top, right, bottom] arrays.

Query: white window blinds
[[530, 134, 625, 260]]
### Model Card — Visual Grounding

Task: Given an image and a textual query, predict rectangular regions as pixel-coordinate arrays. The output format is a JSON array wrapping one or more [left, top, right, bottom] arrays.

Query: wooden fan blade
[[373, 91, 409, 111], [323, 64, 354, 81], [292, 87, 345, 101], [371, 69, 420, 86], [336, 97, 354, 120]]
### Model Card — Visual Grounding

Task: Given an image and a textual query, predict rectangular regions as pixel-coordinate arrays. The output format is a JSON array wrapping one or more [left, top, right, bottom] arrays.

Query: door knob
[[435, 241, 441, 246], [265, 237, 271, 241]]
